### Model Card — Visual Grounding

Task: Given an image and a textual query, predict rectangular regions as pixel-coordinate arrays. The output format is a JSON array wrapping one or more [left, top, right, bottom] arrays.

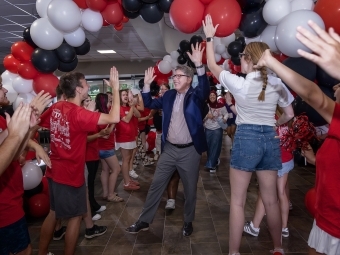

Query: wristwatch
[[206, 37, 213, 42]]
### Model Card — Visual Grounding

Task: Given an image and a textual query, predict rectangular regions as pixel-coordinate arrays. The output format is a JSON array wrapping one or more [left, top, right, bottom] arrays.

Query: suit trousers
[[139, 141, 201, 223]]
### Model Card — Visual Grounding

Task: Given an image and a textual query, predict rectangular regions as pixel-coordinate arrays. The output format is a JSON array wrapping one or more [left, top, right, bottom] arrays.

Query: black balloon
[[293, 86, 335, 126], [58, 57, 78, 72], [227, 41, 243, 57], [282, 57, 317, 83], [55, 42, 76, 63], [239, 7, 267, 38], [122, 0, 143, 13], [235, 36, 246, 49], [177, 55, 187, 65], [123, 8, 140, 19], [74, 38, 90, 55], [231, 56, 241, 66], [24, 182, 43, 198], [179, 40, 191, 53], [23, 26, 37, 48], [158, 0, 173, 13], [140, 4, 164, 24], [190, 35, 203, 47], [142, 0, 158, 3], [316, 66, 340, 89], [31, 48, 59, 73]]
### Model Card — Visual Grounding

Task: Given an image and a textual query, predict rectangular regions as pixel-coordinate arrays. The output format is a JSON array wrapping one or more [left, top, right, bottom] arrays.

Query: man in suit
[[126, 43, 209, 236]]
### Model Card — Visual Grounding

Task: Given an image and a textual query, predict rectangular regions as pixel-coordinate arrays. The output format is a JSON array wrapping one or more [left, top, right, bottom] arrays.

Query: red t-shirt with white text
[[115, 106, 137, 143], [0, 116, 25, 227], [86, 130, 100, 162], [39, 101, 100, 187]]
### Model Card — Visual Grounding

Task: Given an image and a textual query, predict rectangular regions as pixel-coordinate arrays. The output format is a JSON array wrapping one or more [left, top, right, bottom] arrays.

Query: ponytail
[[258, 67, 268, 101]]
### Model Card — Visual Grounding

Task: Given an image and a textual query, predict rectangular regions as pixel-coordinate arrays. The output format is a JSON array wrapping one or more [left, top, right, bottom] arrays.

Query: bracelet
[[196, 64, 204, 68]]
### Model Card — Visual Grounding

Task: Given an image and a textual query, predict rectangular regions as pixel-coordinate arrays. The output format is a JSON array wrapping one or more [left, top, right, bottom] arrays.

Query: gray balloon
[[275, 10, 325, 58]]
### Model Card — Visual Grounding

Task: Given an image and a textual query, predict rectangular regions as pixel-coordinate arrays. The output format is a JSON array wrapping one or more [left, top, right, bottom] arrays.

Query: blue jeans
[[205, 128, 223, 168]]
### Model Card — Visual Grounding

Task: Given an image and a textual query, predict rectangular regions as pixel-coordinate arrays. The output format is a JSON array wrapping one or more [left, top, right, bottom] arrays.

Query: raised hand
[[104, 67, 119, 91], [144, 67, 156, 86], [296, 21, 340, 81], [253, 49, 273, 69], [187, 43, 205, 66], [6, 103, 31, 139], [202, 14, 219, 38], [30, 91, 52, 116]]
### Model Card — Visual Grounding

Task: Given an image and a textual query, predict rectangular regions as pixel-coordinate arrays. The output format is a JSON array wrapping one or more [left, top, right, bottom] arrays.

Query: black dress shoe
[[125, 220, 149, 234], [183, 222, 193, 236]]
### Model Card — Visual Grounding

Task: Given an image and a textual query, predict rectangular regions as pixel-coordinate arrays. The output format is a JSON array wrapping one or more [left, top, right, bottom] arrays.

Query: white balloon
[[221, 34, 236, 47], [170, 51, 180, 60], [64, 27, 86, 47], [215, 53, 221, 62], [260, 25, 278, 52], [215, 44, 226, 55], [222, 59, 231, 71], [1, 70, 18, 84], [263, 0, 291, 26], [163, 55, 172, 63], [12, 77, 33, 94], [291, 0, 314, 12], [81, 9, 102, 32], [171, 60, 178, 69], [36, 0, 53, 18], [22, 161, 43, 190], [158, 60, 172, 74], [213, 37, 222, 51], [2, 83, 18, 103], [13, 94, 26, 110], [47, 0, 81, 33], [30, 18, 63, 50], [245, 35, 261, 44], [221, 51, 230, 59]]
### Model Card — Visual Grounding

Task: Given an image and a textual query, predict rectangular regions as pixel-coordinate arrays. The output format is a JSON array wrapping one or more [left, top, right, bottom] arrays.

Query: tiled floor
[[28, 135, 315, 255]]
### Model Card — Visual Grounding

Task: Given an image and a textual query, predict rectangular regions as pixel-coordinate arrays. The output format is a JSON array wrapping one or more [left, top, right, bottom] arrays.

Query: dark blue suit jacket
[[142, 74, 210, 155]]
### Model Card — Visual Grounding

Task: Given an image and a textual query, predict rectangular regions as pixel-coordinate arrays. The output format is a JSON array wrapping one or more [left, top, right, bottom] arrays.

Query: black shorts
[[0, 216, 30, 254], [48, 178, 87, 219]]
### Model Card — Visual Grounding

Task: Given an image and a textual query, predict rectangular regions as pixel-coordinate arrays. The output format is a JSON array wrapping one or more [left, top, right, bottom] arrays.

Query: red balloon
[[74, 0, 88, 9], [314, 0, 340, 35], [169, 0, 205, 34], [200, 0, 213, 4], [204, 0, 242, 37], [28, 193, 50, 218], [18, 61, 39, 80], [233, 65, 241, 73], [122, 16, 129, 23], [217, 57, 225, 65], [146, 131, 156, 151], [86, 0, 107, 12], [41, 176, 49, 195], [11, 41, 34, 62], [279, 53, 288, 62], [156, 76, 169, 86], [33, 74, 59, 97], [101, 2, 124, 25], [103, 18, 110, 27], [3, 54, 20, 74], [113, 23, 124, 31], [154, 65, 162, 76], [305, 187, 317, 217]]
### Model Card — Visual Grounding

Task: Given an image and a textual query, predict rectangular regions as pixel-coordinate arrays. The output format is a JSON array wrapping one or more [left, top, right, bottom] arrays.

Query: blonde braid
[[258, 67, 268, 101]]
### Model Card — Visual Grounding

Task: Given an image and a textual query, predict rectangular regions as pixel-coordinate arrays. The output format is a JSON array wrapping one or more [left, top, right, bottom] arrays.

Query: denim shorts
[[278, 158, 294, 177], [0, 216, 30, 254], [230, 124, 282, 171], [99, 149, 115, 159]]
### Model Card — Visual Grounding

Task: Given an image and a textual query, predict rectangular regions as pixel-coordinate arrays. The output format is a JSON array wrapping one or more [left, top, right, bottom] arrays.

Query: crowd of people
[[1, 14, 340, 255]]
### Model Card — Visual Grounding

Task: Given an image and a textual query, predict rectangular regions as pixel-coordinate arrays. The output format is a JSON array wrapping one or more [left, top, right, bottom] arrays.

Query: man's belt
[[169, 142, 194, 148]]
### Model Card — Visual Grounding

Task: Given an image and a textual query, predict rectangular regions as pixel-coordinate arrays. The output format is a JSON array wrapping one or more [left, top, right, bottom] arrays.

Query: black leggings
[[86, 160, 100, 214]]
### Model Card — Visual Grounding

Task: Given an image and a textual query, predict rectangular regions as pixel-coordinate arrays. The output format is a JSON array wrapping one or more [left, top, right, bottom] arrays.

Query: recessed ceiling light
[[97, 50, 116, 54]]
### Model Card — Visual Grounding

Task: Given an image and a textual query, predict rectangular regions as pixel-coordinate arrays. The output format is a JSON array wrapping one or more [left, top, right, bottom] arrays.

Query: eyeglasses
[[171, 74, 189, 79], [239, 53, 247, 58], [84, 99, 91, 103]]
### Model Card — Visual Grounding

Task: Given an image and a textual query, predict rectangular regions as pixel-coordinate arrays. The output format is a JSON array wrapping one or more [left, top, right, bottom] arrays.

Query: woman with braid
[[203, 15, 294, 255]]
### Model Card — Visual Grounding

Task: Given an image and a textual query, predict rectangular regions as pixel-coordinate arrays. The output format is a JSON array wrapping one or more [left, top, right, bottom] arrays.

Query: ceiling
[[0, 0, 206, 64]]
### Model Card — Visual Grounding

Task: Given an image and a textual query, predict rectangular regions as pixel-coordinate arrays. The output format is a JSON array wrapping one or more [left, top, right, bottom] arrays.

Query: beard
[[0, 99, 10, 106]]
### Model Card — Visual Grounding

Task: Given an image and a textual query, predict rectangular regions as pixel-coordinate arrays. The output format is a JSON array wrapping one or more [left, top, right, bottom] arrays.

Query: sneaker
[[92, 214, 101, 221], [209, 167, 216, 173], [289, 201, 293, 210], [125, 220, 149, 234], [124, 181, 140, 191], [96, 205, 106, 213], [243, 221, 260, 237], [183, 222, 193, 236], [85, 225, 107, 239], [282, 227, 289, 237], [129, 169, 139, 178], [53, 226, 66, 241], [271, 248, 285, 255], [143, 160, 154, 166], [165, 199, 175, 210]]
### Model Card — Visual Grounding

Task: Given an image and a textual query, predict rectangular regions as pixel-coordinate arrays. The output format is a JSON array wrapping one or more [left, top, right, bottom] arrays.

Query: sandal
[[107, 194, 124, 202]]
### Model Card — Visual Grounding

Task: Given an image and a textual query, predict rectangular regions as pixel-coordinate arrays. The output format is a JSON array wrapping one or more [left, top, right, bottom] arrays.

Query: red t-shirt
[[132, 115, 138, 136], [98, 125, 115, 151], [39, 101, 100, 187], [115, 106, 137, 143], [314, 103, 340, 238], [138, 108, 151, 131], [277, 125, 293, 163], [86, 131, 100, 162], [0, 116, 25, 227]]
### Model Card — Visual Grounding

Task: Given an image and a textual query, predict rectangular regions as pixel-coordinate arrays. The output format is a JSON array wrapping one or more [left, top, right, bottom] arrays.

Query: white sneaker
[[143, 160, 154, 166], [92, 214, 101, 221], [243, 221, 260, 237], [165, 199, 175, 209], [96, 205, 106, 213], [129, 169, 139, 178]]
